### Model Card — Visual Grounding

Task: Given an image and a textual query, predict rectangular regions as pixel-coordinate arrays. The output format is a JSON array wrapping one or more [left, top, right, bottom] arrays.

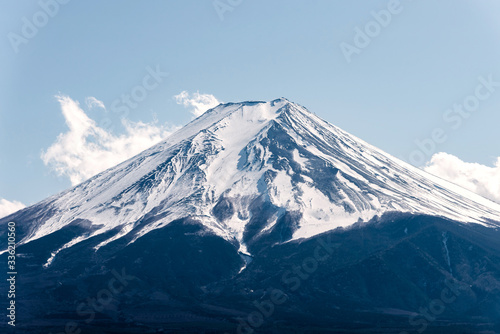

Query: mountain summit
[[2, 99, 500, 333], [7, 98, 500, 257]]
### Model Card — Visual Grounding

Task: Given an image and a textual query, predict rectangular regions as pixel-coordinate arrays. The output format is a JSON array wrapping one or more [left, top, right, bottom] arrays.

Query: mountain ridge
[[2, 98, 500, 260], [3, 98, 500, 333]]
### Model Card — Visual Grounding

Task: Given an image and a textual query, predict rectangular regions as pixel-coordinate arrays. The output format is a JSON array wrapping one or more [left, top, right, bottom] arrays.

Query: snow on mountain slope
[[4, 98, 500, 261]]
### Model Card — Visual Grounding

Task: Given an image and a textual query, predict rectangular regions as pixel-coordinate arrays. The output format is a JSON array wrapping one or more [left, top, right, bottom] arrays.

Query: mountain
[[2, 98, 500, 333]]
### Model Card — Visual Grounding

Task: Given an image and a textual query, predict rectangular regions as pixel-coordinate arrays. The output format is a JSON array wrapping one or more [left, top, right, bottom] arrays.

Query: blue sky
[[1, 0, 500, 212]]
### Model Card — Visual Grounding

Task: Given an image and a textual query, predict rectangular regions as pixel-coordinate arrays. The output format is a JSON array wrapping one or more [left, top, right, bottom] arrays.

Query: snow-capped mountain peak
[[4, 98, 500, 261]]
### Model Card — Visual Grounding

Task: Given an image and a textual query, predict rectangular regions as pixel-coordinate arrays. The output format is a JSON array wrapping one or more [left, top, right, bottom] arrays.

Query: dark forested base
[[2, 213, 500, 333]]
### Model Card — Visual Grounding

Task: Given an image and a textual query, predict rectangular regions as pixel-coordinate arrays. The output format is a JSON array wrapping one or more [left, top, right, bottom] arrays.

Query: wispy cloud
[[85, 96, 106, 110], [174, 91, 221, 117], [0, 199, 26, 219], [42, 95, 180, 186], [425, 152, 500, 204]]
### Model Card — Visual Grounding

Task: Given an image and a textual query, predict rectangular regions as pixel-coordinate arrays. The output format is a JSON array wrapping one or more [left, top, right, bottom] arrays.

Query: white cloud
[[174, 91, 221, 117], [85, 96, 106, 110], [42, 95, 180, 186], [425, 152, 500, 204], [0, 199, 26, 219]]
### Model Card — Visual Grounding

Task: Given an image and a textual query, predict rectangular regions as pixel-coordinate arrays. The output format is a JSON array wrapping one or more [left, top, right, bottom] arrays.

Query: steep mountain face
[[4, 98, 500, 257], [2, 98, 500, 333]]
